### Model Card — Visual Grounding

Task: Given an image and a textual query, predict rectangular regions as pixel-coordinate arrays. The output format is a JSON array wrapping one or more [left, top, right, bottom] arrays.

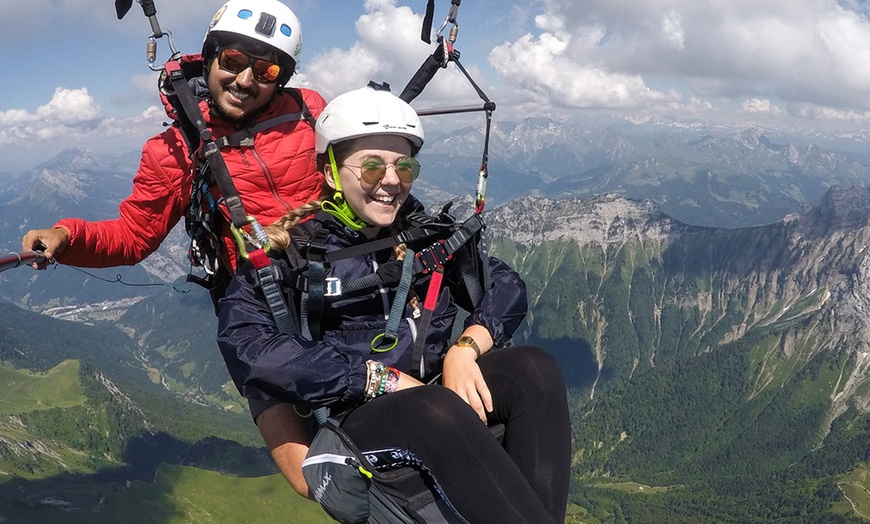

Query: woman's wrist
[[453, 335, 482, 359], [364, 360, 400, 401]]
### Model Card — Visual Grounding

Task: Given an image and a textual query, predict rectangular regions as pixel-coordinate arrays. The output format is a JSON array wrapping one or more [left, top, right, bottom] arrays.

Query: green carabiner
[[370, 333, 399, 353], [230, 216, 271, 260]]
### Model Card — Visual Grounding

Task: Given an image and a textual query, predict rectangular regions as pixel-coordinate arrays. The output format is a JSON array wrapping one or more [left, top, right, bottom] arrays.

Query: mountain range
[[483, 187, 870, 522], [4, 121, 870, 522]]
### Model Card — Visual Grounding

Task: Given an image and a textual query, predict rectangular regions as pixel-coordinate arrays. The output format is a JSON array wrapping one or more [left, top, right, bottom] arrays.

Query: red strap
[[248, 248, 270, 269], [423, 268, 443, 310], [163, 59, 181, 73]]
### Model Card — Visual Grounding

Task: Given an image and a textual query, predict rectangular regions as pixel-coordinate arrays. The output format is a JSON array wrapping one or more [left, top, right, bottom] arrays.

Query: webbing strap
[[413, 214, 484, 274], [321, 223, 446, 264], [444, 214, 484, 256], [295, 214, 484, 300], [302, 228, 331, 340], [299, 292, 312, 340], [453, 246, 483, 308], [340, 272, 385, 294], [250, 249, 299, 336], [302, 260, 325, 341], [377, 248, 416, 349], [480, 232, 493, 293], [214, 112, 308, 148], [421, 0, 435, 44], [164, 60, 248, 229], [411, 268, 443, 373]]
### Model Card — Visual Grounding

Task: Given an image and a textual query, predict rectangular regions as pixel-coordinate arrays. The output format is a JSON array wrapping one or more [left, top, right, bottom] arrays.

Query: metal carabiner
[[230, 216, 271, 260], [436, 1, 460, 44], [147, 30, 180, 71]]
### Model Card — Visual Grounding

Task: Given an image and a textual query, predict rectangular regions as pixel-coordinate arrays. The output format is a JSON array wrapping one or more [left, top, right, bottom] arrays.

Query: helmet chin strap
[[321, 145, 368, 231]]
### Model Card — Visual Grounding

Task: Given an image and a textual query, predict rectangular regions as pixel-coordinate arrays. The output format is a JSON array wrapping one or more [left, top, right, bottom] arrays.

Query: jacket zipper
[[250, 147, 293, 214]]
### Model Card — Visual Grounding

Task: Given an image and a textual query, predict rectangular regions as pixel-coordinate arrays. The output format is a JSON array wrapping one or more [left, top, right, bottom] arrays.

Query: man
[[23, 0, 316, 498]]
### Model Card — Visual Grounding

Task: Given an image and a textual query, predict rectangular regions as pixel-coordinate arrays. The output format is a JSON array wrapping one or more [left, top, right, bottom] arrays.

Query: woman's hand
[[442, 345, 492, 423]]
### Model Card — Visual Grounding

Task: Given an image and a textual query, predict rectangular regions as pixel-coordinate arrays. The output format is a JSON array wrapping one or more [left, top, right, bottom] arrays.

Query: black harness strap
[[214, 87, 315, 148], [215, 112, 308, 148], [296, 213, 486, 300], [320, 222, 448, 264], [163, 60, 248, 230], [249, 249, 299, 336], [301, 228, 331, 340], [421, 0, 435, 44]]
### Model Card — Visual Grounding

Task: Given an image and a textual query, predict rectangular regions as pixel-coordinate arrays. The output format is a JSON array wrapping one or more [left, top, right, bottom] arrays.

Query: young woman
[[217, 86, 571, 523]]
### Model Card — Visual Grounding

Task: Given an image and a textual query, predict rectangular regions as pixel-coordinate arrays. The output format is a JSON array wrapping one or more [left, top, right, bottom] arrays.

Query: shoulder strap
[[300, 227, 332, 340], [163, 60, 248, 230], [249, 249, 300, 336], [284, 87, 317, 128], [214, 112, 309, 148], [213, 89, 315, 148]]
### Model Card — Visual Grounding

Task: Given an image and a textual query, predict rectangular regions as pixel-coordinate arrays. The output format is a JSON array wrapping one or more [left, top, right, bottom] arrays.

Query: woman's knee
[[407, 385, 478, 427], [487, 345, 563, 381], [482, 345, 567, 406]]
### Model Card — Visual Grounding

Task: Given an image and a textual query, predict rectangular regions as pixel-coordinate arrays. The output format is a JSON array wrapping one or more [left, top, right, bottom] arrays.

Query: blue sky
[[4, 0, 870, 172]]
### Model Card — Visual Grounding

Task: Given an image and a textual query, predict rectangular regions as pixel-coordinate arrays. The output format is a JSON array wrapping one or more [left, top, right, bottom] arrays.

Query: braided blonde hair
[[264, 200, 324, 251]]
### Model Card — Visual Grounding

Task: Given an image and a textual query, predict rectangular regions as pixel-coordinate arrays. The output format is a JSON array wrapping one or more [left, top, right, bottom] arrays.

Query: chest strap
[[214, 111, 309, 148]]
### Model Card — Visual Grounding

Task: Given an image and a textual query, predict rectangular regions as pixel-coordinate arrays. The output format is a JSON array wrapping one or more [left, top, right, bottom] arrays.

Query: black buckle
[[416, 240, 452, 274]]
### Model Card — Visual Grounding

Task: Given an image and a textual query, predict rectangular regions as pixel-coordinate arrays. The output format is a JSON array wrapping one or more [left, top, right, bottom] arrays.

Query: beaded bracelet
[[365, 360, 385, 401], [365, 361, 401, 401]]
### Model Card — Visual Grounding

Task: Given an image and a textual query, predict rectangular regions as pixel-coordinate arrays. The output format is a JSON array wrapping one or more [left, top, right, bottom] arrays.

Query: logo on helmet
[[209, 5, 227, 30]]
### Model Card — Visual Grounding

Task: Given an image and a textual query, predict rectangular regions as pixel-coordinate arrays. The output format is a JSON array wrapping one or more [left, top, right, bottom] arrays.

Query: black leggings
[[341, 345, 571, 524]]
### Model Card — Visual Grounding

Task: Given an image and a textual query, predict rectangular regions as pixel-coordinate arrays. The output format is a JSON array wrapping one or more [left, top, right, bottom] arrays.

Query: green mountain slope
[[486, 188, 870, 522], [0, 360, 85, 414], [0, 464, 331, 524], [0, 304, 322, 522]]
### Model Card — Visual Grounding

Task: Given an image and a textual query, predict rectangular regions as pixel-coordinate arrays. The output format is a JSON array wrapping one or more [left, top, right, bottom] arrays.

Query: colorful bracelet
[[365, 360, 386, 401], [365, 361, 401, 401], [384, 367, 400, 394]]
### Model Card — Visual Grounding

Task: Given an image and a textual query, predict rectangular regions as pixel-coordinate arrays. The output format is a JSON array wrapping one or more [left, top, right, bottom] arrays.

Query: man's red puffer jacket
[[55, 84, 327, 273]]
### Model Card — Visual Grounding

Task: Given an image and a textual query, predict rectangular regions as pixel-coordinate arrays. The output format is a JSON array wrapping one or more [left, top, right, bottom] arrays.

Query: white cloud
[[0, 88, 163, 170], [742, 98, 784, 115], [489, 26, 678, 111], [36, 88, 104, 128], [0, 88, 102, 145], [302, 0, 480, 108], [477, 0, 870, 126]]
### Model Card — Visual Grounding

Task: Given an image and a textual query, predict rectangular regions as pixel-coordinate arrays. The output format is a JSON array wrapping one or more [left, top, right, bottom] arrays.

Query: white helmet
[[203, 0, 302, 84], [315, 86, 425, 154]]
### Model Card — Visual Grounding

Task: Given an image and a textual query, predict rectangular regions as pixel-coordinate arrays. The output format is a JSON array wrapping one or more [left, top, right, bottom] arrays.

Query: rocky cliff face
[[486, 187, 870, 430]]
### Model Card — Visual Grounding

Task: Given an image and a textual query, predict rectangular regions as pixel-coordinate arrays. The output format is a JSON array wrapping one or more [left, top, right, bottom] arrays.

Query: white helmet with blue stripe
[[203, 0, 302, 84]]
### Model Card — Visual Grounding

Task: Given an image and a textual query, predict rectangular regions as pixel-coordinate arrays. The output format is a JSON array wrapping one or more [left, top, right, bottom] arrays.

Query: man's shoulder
[[142, 125, 190, 168], [277, 87, 327, 116]]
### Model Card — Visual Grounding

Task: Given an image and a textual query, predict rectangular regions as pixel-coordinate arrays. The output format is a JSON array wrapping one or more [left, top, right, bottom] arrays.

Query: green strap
[[371, 248, 416, 352]]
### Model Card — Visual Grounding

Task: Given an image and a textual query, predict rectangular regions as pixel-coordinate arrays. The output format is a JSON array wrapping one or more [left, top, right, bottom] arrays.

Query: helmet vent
[[256, 13, 277, 37]]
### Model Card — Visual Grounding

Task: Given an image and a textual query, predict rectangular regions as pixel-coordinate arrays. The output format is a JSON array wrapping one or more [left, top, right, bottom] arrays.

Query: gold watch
[[455, 336, 481, 359]]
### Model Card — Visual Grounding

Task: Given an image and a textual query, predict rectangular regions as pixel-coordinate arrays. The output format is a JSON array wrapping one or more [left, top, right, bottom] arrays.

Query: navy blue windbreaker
[[216, 199, 527, 412]]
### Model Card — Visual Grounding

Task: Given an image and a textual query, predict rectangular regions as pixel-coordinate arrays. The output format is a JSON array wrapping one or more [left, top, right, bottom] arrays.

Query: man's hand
[[21, 227, 70, 269]]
